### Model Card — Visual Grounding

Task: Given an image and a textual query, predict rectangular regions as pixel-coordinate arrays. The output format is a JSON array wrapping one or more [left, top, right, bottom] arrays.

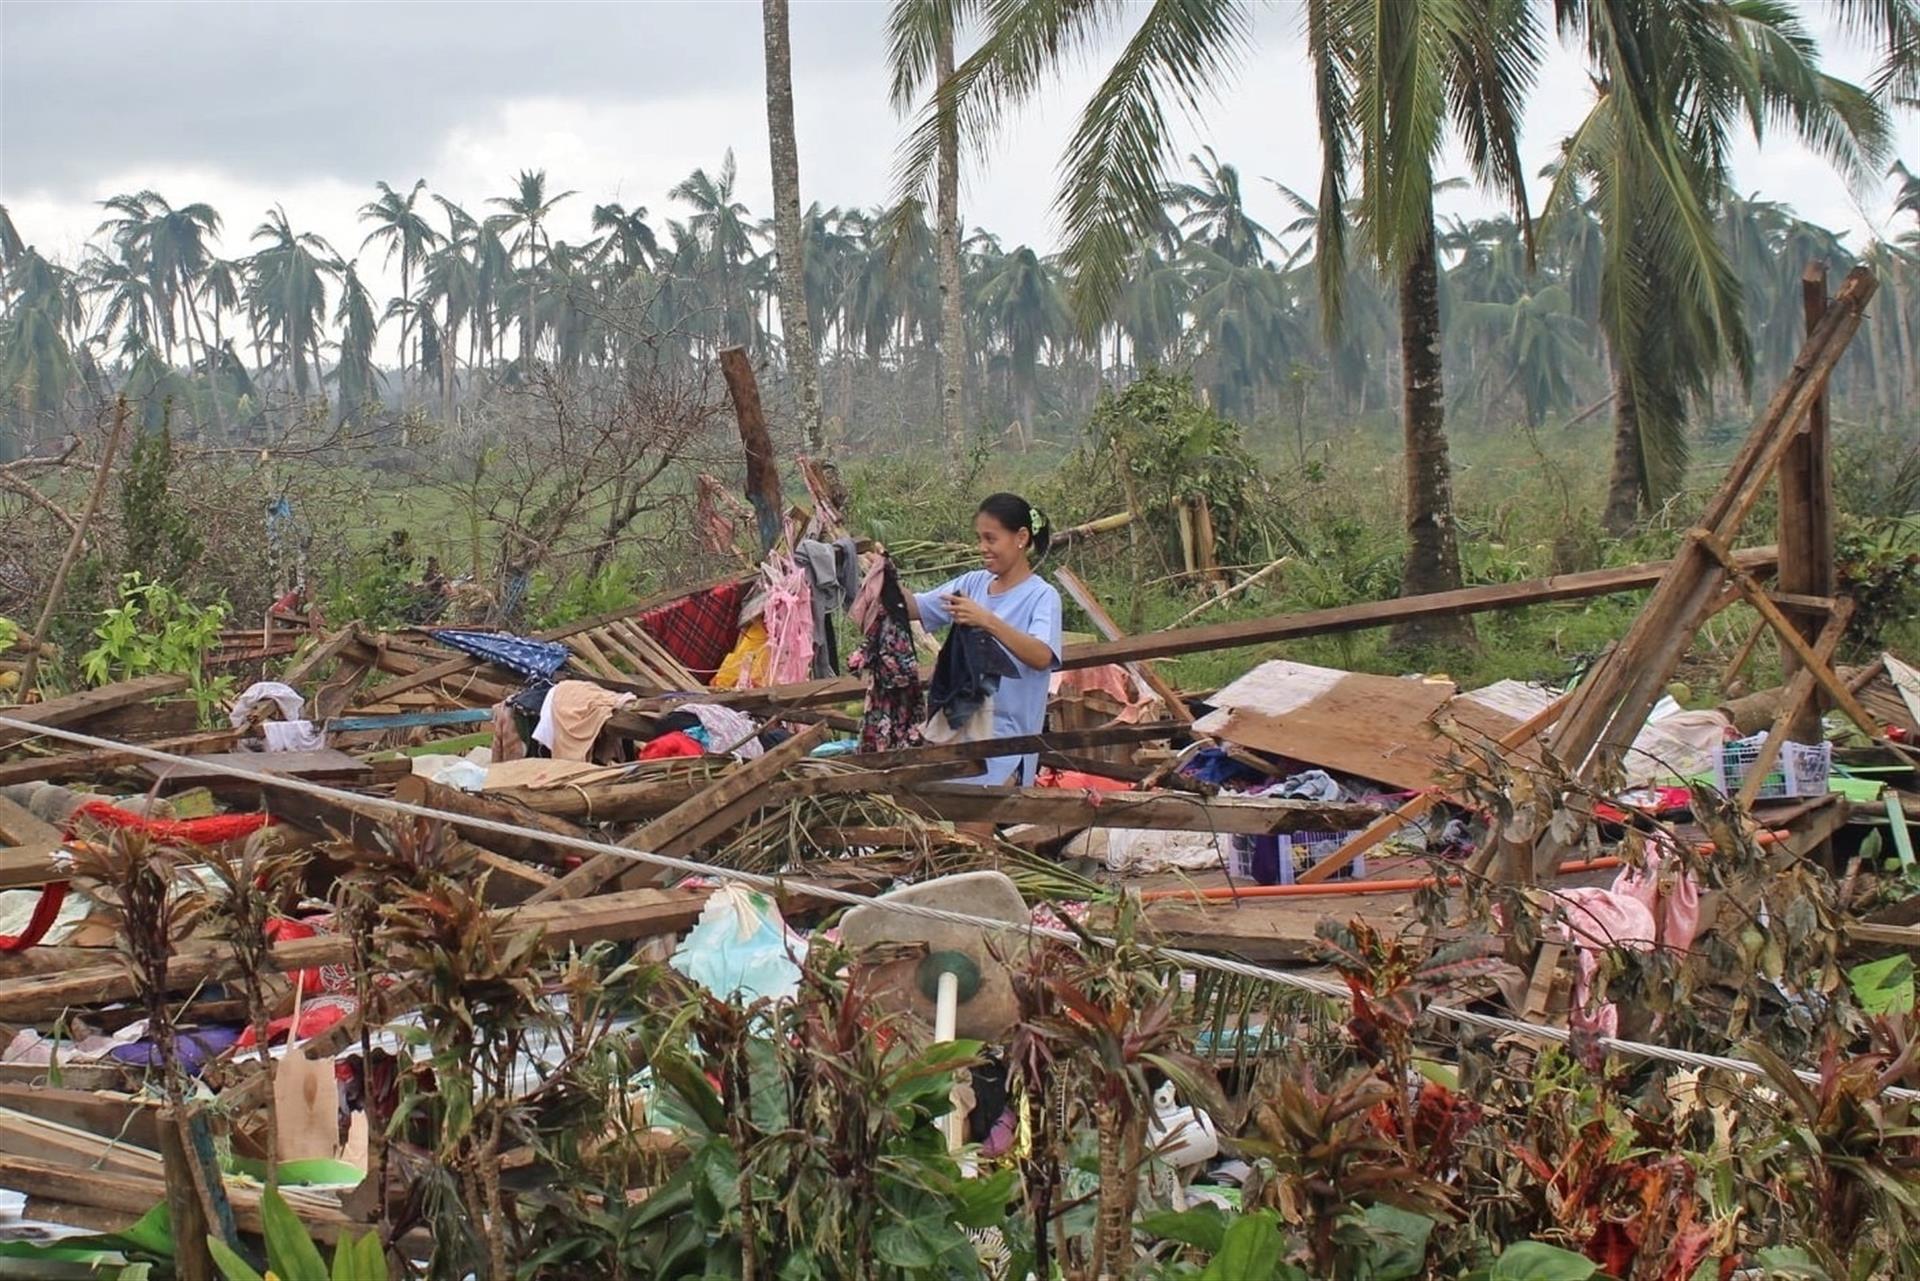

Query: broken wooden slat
[[897, 784, 1378, 835], [0, 674, 190, 749], [533, 722, 834, 902], [0, 729, 240, 788], [279, 626, 361, 690], [1735, 600, 1855, 809], [1056, 568, 1193, 724], [139, 749, 373, 790], [678, 548, 1785, 712], [0, 796, 62, 848]]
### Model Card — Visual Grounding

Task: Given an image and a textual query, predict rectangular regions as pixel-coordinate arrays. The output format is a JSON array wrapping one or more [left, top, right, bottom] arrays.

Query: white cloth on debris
[[262, 720, 326, 752], [230, 681, 306, 728], [1067, 827, 1234, 875]]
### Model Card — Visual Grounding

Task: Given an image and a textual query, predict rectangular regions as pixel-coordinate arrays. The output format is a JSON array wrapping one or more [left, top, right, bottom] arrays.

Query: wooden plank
[[0, 1153, 354, 1241], [0, 1085, 160, 1151], [568, 631, 628, 683], [0, 844, 65, 890], [533, 722, 833, 901], [139, 749, 374, 790], [1700, 538, 1881, 739], [279, 626, 361, 690], [0, 729, 239, 787], [1777, 261, 1837, 744], [0, 674, 190, 748], [0, 796, 62, 848], [1736, 600, 1854, 808], [391, 774, 596, 866], [896, 784, 1378, 835], [720, 345, 784, 554], [1055, 568, 1192, 724], [1299, 693, 1570, 885], [326, 707, 493, 732], [679, 549, 1786, 711]]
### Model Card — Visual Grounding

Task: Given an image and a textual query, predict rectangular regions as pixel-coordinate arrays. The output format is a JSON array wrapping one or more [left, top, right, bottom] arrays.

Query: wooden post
[[1777, 262, 1835, 742], [719, 347, 784, 555], [20, 398, 129, 693]]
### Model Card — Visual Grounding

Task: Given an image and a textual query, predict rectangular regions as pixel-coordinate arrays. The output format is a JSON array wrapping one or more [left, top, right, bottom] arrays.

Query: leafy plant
[[208, 1186, 389, 1281], [80, 572, 232, 722], [119, 420, 205, 589]]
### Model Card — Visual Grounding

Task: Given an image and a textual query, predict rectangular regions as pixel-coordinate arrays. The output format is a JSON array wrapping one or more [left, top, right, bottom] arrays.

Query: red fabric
[[265, 917, 329, 997], [0, 882, 69, 952], [640, 731, 705, 760], [636, 580, 748, 683], [70, 801, 273, 846], [1593, 787, 1694, 825], [233, 998, 351, 1052], [1036, 768, 1132, 793]]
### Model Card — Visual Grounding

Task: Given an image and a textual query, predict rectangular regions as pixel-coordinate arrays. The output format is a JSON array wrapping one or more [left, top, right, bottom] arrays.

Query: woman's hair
[[977, 492, 1051, 561]]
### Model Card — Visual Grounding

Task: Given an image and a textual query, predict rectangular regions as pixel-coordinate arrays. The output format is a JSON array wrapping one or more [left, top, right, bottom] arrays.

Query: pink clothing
[[1545, 837, 1701, 1039], [759, 557, 815, 687], [1051, 664, 1164, 723]]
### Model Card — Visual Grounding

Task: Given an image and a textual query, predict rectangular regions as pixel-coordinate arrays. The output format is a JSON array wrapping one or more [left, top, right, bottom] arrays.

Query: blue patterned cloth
[[431, 630, 572, 680]]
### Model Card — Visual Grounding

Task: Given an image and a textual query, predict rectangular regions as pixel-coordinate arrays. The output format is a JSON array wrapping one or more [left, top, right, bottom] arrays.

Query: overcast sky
[[3, 0, 1916, 351]]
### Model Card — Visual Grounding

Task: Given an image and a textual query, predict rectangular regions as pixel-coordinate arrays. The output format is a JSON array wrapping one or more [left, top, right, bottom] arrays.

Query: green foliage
[[80, 572, 232, 722], [1085, 369, 1286, 568], [1846, 955, 1915, 1016], [322, 530, 427, 630], [525, 563, 641, 631], [207, 1188, 388, 1281], [119, 422, 203, 588], [1485, 1241, 1600, 1280], [1834, 516, 1920, 649]]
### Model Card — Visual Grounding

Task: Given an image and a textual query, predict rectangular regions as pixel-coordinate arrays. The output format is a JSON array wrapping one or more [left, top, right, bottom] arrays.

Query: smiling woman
[[900, 492, 1064, 788]]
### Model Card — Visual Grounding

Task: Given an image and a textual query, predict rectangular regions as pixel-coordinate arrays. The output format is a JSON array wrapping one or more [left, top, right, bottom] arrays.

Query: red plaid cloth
[[637, 580, 747, 683]]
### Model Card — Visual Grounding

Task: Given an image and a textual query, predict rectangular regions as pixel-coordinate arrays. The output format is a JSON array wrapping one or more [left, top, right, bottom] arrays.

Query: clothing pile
[[850, 554, 924, 752]]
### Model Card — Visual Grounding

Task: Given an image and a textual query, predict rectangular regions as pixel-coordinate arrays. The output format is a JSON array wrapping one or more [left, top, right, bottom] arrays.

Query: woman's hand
[[943, 594, 995, 630]]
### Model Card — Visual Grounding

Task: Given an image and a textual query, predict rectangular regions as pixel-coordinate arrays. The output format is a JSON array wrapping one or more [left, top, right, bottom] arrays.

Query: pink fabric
[[1051, 664, 1163, 724], [1546, 837, 1700, 1039], [758, 558, 815, 687]]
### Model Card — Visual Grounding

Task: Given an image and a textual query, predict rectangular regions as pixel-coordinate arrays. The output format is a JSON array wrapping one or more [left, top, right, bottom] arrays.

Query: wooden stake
[[720, 347, 785, 554], [1777, 263, 1836, 741], [20, 399, 129, 694]]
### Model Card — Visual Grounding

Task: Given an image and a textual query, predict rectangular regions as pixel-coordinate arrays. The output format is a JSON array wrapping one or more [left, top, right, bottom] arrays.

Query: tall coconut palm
[[0, 249, 84, 450], [761, 0, 826, 450], [900, 0, 1540, 647], [889, 0, 977, 453], [359, 179, 440, 396], [975, 245, 1064, 428], [1456, 285, 1593, 426], [589, 201, 659, 274], [1547, 0, 1891, 532], [1166, 147, 1278, 267], [671, 153, 759, 348], [95, 191, 222, 379], [331, 260, 382, 422], [488, 170, 576, 367], [246, 206, 337, 396]]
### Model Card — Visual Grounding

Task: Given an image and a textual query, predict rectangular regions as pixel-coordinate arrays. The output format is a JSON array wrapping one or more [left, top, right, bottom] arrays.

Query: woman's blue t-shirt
[[915, 570, 1063, 786]]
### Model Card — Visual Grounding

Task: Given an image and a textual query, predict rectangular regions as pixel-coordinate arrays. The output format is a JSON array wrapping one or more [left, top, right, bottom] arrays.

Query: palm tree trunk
[[399, 262, 412, 407], [1389, 218, 1471, 651], [936, 15, 966, 458], [762, 0, 824, 453], [1603, 347, 1645, 535], [1889, 268, 1918, 402], [1866, 294, 1892, 424], [181, 282, 225, 434]]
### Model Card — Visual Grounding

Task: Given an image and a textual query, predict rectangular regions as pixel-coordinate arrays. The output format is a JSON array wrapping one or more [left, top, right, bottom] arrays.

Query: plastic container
[[1711, 733, 1832, 801], [1230, 831, 1367, 885]]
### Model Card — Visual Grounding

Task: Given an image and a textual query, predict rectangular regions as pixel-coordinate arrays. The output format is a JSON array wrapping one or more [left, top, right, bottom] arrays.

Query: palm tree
[[589, 201, 658, 273], [671, 153, 760, 349], [975, 245, 1064, 429], [246, 206, 337, 396], [1547, 0, 1891, 532], [359, 179, 440, 396], [1166, 148, 1278, 268], [95, 192, 223, 382], [0, 249, 84, 451], [488, 170, 576, 367], [1894, 160, 1920, 224], [889, 0, 975, 454], [1456, 285, 1593, 427], [900, 0, 1539, 647], [761, 0, 826, 450], [331, 260, 382, 422]]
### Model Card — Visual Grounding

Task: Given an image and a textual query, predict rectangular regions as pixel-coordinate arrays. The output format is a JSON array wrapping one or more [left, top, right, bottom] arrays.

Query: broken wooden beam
[[895, 784, 1378, 835], [0, 674, 191, 749], [1055, 569, 1193, 724], [0, 729, 240, 788], [680, 548, 1783, 711]]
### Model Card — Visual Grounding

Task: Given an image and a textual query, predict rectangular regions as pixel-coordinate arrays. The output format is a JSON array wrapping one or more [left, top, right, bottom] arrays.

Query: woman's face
[[975, 512, 1029, 576]]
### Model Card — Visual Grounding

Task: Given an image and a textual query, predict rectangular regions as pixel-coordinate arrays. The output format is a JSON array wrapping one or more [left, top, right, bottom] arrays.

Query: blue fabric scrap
[[432, 630, 572, 680]]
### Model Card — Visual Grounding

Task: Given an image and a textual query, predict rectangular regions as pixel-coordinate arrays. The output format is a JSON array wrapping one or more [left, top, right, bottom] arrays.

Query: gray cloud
[[0, 0, 882, 195]]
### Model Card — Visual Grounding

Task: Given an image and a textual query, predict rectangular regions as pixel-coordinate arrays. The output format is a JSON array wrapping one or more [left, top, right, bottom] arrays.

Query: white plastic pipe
[[934, 968, 960, 1150]]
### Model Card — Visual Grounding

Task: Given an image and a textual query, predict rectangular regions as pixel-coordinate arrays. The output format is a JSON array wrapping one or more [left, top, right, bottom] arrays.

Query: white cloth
[[262, 720, 326, 752], [230, 681, 306, 729], [682, 703, 764, 760]]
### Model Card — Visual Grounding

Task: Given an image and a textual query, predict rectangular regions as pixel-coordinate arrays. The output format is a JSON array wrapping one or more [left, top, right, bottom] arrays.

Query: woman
[[904, 492, 1063, 787]]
